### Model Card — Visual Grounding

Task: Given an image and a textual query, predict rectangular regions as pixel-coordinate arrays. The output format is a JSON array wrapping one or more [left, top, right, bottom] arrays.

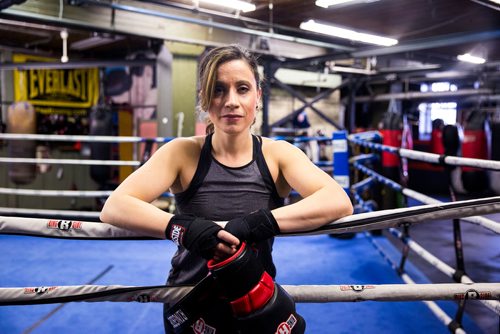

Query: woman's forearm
[[271, 185, 353, 233], [100, 194, 173, 239]]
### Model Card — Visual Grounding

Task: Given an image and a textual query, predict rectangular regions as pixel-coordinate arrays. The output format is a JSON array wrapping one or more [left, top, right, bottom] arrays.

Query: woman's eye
[[238, 86, 250, 94], [214, 86, 224, 96]]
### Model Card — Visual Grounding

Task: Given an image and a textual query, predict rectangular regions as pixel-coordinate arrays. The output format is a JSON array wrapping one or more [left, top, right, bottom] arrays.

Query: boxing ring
[[0, 132, 499, 333]]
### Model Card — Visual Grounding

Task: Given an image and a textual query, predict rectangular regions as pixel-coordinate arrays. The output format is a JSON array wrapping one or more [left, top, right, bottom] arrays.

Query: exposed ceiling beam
[[352, 30, 500, 58]]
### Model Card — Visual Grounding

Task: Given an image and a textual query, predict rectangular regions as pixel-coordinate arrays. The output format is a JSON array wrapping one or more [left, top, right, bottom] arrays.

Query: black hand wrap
[[165, 214, 222, 259], [207, 243, 306, 334], [225, 208, 280, 243]]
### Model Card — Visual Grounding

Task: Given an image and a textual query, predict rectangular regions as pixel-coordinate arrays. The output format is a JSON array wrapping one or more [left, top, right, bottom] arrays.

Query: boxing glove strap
[[229, 271, 275, 317]]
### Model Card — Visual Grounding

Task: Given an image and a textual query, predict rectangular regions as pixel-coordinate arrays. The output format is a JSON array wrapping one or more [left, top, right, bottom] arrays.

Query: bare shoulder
[[149, 136, 205, 167], [261, 136, 304, 158], [158, 136, 204, 153]]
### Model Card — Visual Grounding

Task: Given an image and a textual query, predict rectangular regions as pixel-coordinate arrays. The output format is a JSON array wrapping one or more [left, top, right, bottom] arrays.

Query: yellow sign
[[13, 54, 99, 108]]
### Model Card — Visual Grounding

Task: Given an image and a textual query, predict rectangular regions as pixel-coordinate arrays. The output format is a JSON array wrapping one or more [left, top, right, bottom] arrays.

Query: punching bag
[[489, 116, 500, 195], [442, 124, 466, 194], [89, 108, 113, 185], [380, 112, 402, 180], [7, 102, 36, 185], [430, 118, 445, 155], [379, 112, 402, 209], [461, 111, 489, 193]]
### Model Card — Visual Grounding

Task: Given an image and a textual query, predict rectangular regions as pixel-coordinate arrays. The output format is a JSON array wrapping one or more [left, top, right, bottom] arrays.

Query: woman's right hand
[[212, 230, 240, 262]]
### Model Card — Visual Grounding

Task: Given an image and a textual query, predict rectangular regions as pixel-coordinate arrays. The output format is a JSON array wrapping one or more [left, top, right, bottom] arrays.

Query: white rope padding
[[0, 208, 101, 219], [298, 196, 500, 236], [402, 188, 500, 234], [0, 216, 144, 239], [1, 197, 500, 239], [0, 187, 113, 197], [348, 131, 500, 171], [367, 234, 470, 333], [389, 228, 500, 315], [352, 161, 500, 234], [0, 157, 140, 166], [0, 283, 497, 306], [0, 133, 173, 143]]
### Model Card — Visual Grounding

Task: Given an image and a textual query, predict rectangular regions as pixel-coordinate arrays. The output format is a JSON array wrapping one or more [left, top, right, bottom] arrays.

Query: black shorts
[[163, 297, 237, 334]]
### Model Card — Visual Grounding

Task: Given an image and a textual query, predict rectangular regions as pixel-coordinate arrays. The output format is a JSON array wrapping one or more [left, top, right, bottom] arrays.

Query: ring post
[[333, 130, 350, 194]]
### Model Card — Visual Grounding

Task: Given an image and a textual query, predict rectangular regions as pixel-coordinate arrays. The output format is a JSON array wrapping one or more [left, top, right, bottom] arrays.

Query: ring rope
[[0, 187, 174, 198], [0, 188, 113, 197], [0, 283, 497, 306], [351, 185, 500, 314], [0, 208, 101, 219], [367, 233, 469, 333], [352, 161, 500, 234], [0, 133, 332, 144], [0, 157, 140, 166], [388, 228, 500, 315], [0, 133, 174, 143], [349, 131, 500, 171], [2, 197, 500, 239]]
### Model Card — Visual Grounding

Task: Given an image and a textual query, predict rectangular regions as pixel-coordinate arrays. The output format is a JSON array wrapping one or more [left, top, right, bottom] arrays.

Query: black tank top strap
[[175, 134, 213, 207], [253, 135, 284, 207]]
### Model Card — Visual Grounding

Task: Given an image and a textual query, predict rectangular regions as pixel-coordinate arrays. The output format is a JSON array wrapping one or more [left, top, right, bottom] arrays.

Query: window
[[418, 82, 457, 140]]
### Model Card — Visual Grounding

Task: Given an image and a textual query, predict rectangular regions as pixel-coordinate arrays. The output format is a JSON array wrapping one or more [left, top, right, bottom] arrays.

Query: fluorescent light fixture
[[488, 0, 500, 4], [457, 53, 486, 64], [70, 35, 124, 51], [315, 0, 380, 8], [198, 0, 256, 12], [316, 0, 355, 8], [300, 19, 398, 47]]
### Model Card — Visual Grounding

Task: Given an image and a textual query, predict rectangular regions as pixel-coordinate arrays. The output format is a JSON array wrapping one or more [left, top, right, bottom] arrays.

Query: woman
[[100, 44, 353, 333]]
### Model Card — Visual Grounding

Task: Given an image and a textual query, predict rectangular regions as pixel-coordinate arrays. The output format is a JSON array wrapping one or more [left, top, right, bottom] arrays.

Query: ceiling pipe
[[354, 88, 492, 102], [80, 0, 355, 52], [352, 30, 500, 58]]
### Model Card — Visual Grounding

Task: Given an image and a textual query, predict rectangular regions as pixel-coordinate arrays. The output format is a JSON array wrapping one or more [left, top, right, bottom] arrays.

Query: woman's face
[[208, 59, 261, 135]]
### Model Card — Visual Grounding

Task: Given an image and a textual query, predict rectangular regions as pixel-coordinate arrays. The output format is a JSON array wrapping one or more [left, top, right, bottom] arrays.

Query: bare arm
[[100, 138, 239, 254], [99, 139, 183, 239], [269, 141, 353, 233]]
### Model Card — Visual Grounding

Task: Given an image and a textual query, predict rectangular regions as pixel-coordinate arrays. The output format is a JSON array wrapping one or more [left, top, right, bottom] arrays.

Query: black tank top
[[167, 134, 284, 285]]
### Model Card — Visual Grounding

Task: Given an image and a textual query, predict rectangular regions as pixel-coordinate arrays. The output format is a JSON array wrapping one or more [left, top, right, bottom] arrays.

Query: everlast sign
[[14, 54, 99, 109]]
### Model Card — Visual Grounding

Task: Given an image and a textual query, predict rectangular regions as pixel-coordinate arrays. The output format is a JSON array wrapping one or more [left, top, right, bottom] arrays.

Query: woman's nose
[[225, 89, 239, 107]]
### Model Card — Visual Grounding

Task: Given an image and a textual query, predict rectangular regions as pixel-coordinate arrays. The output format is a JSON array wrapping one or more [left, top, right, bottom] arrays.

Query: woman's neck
[[211, 131, 253, 166]]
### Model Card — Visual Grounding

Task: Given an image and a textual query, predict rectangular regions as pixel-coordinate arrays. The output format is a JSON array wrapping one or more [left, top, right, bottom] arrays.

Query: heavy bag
[[430, 118, 445, 155], [89, 108, 113, 185], [461, 111, 489, 193], [379, 112, 402, 210], [7, 101, 36, 185], [380, 112, 402, 175], [442, 124, 466, 194], [489, 119, 500, 195]]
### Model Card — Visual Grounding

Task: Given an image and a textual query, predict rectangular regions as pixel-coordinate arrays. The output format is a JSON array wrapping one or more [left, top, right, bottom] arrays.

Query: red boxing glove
[[207, 243, 305, 333]]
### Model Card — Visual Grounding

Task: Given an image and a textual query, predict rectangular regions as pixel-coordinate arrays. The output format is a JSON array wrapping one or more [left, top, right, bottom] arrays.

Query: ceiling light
[[70, 35, 125, 51], [316, 0, 355, 7], [197, 0, 256, 12], [457, 53, 486, 64], [300, 19, 398, 47], [487, 0, 500, 4], [315, 0, 380, 8]]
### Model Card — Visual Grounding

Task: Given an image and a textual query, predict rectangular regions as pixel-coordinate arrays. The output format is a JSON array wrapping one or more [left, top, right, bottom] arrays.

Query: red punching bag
[[430, 118, 445, 155], [461, 111, 488, 193], [380, 112, 402, 179]]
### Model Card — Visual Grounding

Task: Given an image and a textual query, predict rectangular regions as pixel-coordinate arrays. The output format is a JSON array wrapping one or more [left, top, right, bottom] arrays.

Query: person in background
[[100, 44, 353, 333]]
